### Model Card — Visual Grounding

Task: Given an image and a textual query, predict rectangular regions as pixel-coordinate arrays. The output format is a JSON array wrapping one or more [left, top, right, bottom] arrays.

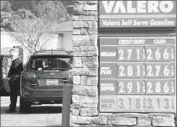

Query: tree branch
[[34, 33, 42, 52], [39, 34, 52, 50], [6, 5, 70, 54], [9, 32, 32, 53]]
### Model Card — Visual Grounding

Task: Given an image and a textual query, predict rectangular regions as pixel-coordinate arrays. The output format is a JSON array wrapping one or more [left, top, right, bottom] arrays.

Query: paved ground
[[1, 96, 62, 126]]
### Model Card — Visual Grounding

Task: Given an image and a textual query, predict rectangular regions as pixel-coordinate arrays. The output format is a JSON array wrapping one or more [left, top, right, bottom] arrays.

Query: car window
[[29, 56, 72, 71]]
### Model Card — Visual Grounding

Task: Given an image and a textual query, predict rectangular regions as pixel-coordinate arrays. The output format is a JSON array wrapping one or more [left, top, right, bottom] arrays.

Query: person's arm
[[19, 62, 23, 73], [7, 64, 13, 78], [17, 62, 23, 76]]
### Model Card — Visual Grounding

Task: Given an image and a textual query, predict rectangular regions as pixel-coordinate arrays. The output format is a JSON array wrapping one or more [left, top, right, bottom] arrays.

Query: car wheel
[[20, 97, 31, 113]]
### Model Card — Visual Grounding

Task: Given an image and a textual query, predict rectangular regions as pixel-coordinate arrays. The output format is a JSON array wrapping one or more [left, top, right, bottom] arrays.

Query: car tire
[[20, 97, 31, 113]]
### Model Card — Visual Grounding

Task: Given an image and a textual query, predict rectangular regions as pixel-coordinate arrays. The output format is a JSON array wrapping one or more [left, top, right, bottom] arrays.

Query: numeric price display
[[101, 80, 176, 95], [145, 80, 175, 94], [100, 95, 176, 112], [118, 63, 143, 78], [117, 80, 144, 94], [145, 63, 175, 78], [100, 36, 176, 113], [145, 46, 175, 61], [117, 47, 143, 61], [117, 95, 176, 112]]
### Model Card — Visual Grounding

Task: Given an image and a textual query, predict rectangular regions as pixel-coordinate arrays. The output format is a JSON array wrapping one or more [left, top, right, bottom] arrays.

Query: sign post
[[62, 84, 72, 126]]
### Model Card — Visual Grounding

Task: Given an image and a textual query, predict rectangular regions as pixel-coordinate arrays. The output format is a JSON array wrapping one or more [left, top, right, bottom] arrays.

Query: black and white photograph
[[0, 0, 176, 126]]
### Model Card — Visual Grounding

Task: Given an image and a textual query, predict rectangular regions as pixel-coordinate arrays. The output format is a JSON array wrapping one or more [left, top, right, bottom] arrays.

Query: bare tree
[[8, 9, 54, 54], [5, 1, 71, 54]]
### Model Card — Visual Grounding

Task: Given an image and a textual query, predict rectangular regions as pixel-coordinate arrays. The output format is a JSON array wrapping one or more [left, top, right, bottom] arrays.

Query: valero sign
[[99, 1, 176, 27]]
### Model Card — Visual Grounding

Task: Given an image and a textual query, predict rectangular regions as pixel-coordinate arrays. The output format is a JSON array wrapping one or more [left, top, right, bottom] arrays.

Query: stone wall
[[71, 1, 99, 126], [71, 1, 176, 127]]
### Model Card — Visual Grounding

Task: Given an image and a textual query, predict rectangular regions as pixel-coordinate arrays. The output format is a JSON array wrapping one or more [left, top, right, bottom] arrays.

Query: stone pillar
[[71, 1, 99, 126], [0, 56, 2, 84]]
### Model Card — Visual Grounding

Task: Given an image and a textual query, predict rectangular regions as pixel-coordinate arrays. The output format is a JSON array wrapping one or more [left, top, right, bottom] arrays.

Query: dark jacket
[[8, 58, 23, 85]]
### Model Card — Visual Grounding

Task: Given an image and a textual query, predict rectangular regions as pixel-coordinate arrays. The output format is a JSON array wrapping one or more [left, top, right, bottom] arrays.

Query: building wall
[[62, 32, 73, 51], [1, 32, 21, 49], [71, 1, 176, 127], [44, 34, 59, 50]]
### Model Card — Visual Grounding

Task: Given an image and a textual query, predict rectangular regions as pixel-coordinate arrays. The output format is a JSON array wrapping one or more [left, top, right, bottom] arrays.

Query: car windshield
[[29, 56, 72, 71]]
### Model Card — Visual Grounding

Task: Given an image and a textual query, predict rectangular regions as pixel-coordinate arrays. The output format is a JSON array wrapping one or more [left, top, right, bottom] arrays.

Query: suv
[[20, 50, 73, 113]]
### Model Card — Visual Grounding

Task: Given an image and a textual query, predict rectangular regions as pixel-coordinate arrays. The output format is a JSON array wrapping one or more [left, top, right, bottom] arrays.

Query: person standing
[[6, 49, 23, 113]]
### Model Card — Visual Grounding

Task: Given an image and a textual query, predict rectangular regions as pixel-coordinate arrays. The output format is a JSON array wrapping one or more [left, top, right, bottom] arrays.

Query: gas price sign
[[99, 36, 176, 113]]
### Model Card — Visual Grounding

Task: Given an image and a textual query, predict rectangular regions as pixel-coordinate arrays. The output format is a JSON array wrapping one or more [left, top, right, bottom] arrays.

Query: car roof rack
[[33, 50, 73, 56]]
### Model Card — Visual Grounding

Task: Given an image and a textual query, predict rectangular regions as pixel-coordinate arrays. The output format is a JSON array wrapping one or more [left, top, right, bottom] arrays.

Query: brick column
[[71, 1, 99, 126]]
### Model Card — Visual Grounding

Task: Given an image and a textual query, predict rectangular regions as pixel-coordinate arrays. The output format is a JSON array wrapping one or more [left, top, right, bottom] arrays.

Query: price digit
[[127, 82, 133, 93], [147, 98, 153, 109], [154, 65, 161, 76], [136, 99, 141, 109], [147, 49, 153, 60], [119, 98, 124, 109], [147, 82, 153, 93], [164, 65, 170, 76], [136, 49, 140, 60], [119, 49, 124, 60], [157, 99, 160, 109], [147, 65, 153, 76], [137, 82, 140, 93], [164, 82, 169, 93], [127, 49, 132, 60], [155, 49, 161, 60], [128, 98, 132, 109], [155, 82, 161, 93], [137, 65, 141, 76], [164, 99, 169, 109], [163, 49, 169, 60], [119, 65, 125, 76], [127, 66, 133, 76], [119, 82, 125, 93]]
